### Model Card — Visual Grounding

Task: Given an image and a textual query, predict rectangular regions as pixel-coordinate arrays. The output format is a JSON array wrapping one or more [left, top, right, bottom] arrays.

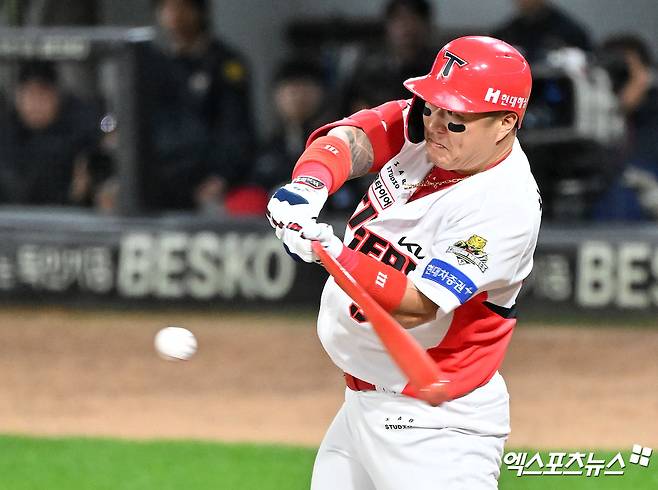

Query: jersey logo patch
[[398, 236, 425, 259], [293, 176, 325, 190], [446, 235, 489, 272], [422, 259, 476, 304], [370, 176, 394, 209]]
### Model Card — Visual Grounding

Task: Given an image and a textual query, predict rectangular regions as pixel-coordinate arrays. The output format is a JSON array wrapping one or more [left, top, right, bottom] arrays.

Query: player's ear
[[496, 111, 517, 143]]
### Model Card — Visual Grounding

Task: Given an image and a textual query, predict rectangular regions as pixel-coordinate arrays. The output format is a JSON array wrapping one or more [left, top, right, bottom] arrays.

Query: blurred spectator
[[493, 0, 592, 62], [0, 61, 101, 205], [341, 0, 436, 112], [23, 0, 101, 100], [251, 59, 329, 190], [251, 58, 361, 213], [147, 0, 256, 213], [592, 35, 658, 220]]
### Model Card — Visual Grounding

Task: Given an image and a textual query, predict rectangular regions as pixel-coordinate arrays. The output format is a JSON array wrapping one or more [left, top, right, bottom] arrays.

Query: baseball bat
[[312, 241, 449, 406]]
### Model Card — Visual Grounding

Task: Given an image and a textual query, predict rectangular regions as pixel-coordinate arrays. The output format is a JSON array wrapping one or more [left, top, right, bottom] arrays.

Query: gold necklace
[[403, 176, 465, 190]]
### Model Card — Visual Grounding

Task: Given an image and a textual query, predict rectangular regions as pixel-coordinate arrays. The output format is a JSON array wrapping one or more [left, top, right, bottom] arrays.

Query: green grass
[[0, 435, 656, 489], [0, 436, 314, 490]]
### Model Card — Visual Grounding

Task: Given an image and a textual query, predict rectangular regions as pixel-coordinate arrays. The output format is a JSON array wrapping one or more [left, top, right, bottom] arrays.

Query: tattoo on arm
[[328, 127, 374, 179]]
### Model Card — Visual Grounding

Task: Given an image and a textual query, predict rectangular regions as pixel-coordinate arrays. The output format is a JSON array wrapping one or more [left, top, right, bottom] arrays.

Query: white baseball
[[154, 326, 197, 361]]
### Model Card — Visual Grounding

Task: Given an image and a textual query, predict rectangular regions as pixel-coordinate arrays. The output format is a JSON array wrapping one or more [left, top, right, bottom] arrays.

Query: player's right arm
[[394, 282, 440, 328], [266, 101, 407, 255]]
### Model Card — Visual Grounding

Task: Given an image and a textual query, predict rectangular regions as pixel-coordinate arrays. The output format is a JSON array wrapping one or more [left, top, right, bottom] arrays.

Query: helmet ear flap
[[407, 96, 425, 144]]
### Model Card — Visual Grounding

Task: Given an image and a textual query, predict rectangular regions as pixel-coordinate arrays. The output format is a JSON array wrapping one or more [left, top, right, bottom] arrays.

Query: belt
[[344, 373, 376, 392]]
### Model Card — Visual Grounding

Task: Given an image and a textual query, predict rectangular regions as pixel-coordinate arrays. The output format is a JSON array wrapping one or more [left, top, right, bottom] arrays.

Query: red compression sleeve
[[306, 100, 407, 172], [336, 246, 407, 312], [292, 135, 351, 194]]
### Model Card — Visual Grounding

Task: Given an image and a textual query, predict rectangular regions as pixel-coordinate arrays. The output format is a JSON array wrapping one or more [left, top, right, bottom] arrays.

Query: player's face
[[275, 79, 324, 125], [422, 102, 515, 174]]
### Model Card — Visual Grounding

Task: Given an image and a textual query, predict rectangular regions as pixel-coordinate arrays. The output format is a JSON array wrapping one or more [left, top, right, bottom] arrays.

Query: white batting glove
[[280, 221, 343, 263], [301, 222, 344, 260], [266, 176, 329, 235]]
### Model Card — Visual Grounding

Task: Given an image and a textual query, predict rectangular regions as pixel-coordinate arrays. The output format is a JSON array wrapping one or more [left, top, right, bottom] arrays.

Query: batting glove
[[280, 221, 343, 263], [266, 176, 329, 235]]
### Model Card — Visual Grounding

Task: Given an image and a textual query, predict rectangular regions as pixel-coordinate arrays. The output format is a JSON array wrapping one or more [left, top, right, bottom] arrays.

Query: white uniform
[[312, 136, 541, 490]]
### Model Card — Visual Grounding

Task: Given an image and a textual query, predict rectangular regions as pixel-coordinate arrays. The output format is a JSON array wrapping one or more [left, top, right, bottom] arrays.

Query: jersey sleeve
[[408, 209, 535, 314], [306, 100, 407, 172]]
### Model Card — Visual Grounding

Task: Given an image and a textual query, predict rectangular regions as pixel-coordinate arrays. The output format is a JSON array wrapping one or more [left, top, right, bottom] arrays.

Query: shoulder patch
[[446, 234, 489, 272], [421, 259, 476, 304]]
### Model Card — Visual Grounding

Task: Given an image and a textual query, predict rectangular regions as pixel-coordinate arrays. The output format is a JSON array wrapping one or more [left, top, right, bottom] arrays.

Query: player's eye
[[450, 112, 466, 122]]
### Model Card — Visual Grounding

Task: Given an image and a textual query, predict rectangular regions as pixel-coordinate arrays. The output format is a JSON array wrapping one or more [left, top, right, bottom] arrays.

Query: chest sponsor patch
[[446, 234, 489, 272], [371, 176, 394, 209], [421, 259, 477, 304]]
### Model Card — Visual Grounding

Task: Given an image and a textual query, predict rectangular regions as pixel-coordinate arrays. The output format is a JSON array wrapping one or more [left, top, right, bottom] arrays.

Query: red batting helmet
[[403, 36, 532, 141]]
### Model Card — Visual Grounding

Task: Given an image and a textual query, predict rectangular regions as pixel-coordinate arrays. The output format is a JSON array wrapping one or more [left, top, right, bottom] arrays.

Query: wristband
[[292, 135, 351, 194], [336, 246, 407, 312]]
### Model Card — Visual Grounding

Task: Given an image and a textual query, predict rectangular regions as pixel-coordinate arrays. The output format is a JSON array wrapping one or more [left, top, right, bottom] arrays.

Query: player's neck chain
[[403, 176, 466, 190], [405, 146, 513, 191]]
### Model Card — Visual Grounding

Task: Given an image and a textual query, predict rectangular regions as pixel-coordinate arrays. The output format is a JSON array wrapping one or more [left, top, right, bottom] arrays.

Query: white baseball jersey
[[317, 136, 541, 398]]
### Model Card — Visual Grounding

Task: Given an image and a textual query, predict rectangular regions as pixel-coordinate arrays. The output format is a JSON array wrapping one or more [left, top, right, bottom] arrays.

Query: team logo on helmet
[[439, 51, 468, 78]]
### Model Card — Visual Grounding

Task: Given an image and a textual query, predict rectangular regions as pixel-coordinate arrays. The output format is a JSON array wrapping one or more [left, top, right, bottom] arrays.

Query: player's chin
[[425, 148, 451, 168]]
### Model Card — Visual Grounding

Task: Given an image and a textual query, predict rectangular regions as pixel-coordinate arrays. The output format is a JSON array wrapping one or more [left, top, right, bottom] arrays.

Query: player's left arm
[[300, 99, 408, 187], [325, 126, 375, 180], [267, 101, 407, 261]]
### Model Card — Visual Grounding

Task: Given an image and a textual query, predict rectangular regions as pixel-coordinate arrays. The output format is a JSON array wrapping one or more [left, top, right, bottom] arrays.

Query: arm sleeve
[[408, 208, 535, 314], [306, 100, 408, 172]]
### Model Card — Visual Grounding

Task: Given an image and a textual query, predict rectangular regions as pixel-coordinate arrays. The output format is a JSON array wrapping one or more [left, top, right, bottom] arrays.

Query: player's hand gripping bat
[[312, 241, 449, 406]]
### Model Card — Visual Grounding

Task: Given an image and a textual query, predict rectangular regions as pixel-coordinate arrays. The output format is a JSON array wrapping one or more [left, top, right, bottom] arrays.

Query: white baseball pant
[[311, 372, 510, 490]]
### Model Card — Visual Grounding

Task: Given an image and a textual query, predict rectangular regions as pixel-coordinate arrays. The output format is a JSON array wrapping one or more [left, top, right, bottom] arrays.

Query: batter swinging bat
[[312, 241, 449, 406]]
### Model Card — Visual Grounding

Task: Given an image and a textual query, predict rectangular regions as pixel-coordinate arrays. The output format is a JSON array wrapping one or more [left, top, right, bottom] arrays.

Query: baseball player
[[267, 36, 540, 489]]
